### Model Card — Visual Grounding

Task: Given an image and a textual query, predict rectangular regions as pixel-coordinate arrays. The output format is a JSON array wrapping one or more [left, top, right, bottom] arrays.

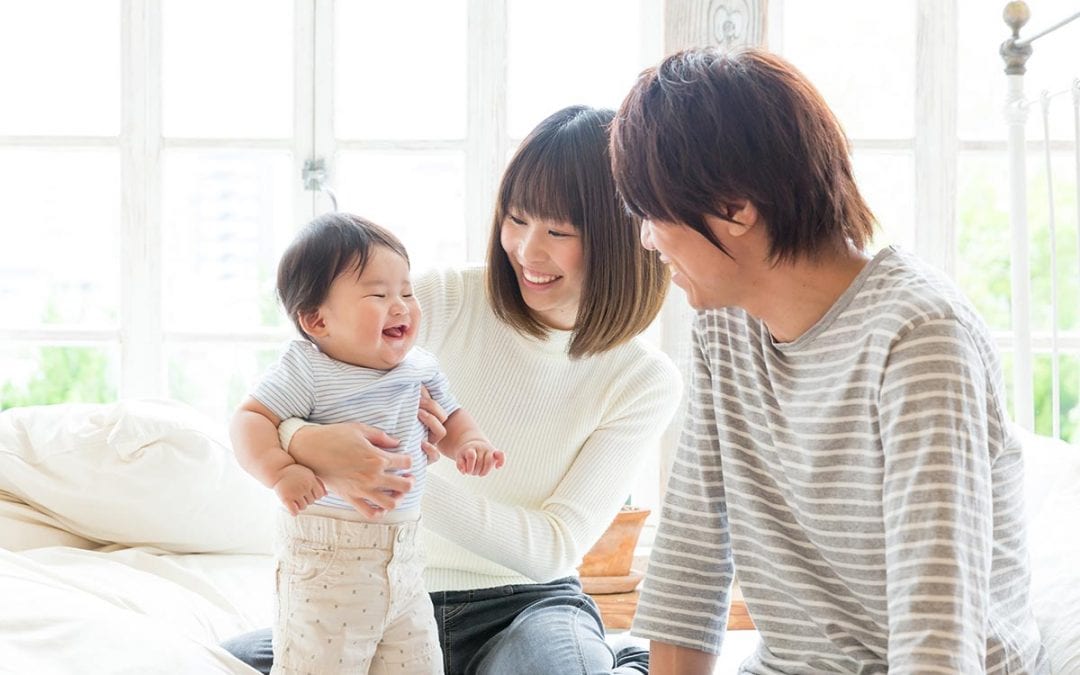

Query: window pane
[[955, 149, 1077, 335], [335, 0, 466, 140], [162, 0, 292, 138], [1024, 151, 1079, 335], [958, 0, 1078, 141], [0, 345, 119, 409], [167, 343, 279, 427], [0, 1, 120, 136], [162, 149, 295, 331], [956, 152, 1013, 331], [851, 150, 915, 251], [335, 152, 467, 270], [507, 0, 660, 138], [1033, 354, 1080, 443], [0, 149, 120, 326], [781, 1, 915, 139]]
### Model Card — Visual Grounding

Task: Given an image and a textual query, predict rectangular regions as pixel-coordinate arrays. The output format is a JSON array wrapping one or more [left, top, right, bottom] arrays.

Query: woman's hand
[[418, 387, 449, 464], [288, 423, 413, 519]]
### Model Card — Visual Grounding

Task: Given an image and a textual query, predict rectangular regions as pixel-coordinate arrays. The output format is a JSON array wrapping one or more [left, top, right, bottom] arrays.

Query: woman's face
[[499, 210, 584, 330]]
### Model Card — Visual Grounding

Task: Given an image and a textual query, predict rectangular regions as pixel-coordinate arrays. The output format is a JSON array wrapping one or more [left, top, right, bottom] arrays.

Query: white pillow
[[0, 399, 274, 554], [1017, 426, 1080, 674]]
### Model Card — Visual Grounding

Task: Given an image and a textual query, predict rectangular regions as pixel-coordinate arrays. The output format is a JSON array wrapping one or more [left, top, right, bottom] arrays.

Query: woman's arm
[[421, 357, 681, 582], [283, 420, 414, 518]]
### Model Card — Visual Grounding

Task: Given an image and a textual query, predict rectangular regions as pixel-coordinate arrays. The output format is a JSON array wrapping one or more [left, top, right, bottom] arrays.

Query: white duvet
[[0, 401, 1077, 674], [0, 400, 277, 674]]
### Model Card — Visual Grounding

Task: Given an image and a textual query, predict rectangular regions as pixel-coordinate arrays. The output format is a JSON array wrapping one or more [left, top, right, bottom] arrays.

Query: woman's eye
[[509, 215, 526, 225], [548, 230, 571, 238]]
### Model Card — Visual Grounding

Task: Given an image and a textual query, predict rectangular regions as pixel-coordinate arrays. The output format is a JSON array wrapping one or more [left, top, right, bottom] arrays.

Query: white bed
[[1, 399, 1078, 674], [0, 400, 276, 674]]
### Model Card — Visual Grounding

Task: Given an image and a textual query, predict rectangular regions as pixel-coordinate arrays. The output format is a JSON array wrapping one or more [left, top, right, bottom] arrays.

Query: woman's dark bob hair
[[486, 105, 669, 358], [277, 212, 408, 341], [610, 48, 876, 262]]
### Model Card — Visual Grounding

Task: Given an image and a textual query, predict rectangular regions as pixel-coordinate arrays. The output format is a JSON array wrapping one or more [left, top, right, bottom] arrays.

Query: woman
[[224, 105, 681, 675]]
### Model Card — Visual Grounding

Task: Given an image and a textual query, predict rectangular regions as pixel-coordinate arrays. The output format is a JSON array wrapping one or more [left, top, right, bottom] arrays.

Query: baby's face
[[315, 246, 421, 370]]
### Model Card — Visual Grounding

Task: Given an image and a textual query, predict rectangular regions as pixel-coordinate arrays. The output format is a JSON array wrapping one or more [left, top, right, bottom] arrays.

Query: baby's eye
[[403, 294, 413, 298], [368, 294, 386, 298]]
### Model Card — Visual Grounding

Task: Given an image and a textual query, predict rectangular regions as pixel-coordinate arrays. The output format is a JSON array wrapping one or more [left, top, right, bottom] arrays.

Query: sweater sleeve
[[413, 267, 467, 354], [631, 317, 735, 654], [420, 356, 682, 583], [878, 318, 995, 674]]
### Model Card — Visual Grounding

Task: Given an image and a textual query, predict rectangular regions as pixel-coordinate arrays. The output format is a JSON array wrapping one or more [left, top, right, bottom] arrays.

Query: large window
[[0, 0, 662, 426], [771, 0, 1079, 442]]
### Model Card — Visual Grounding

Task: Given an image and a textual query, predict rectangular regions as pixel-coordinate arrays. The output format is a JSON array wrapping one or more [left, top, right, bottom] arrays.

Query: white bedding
[[0, 400, 276, 674], [0, 401, 1076, 674]]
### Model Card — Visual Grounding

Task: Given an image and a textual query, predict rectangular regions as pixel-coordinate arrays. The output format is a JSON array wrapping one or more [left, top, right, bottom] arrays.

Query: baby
[[231, 212, 503, 674]]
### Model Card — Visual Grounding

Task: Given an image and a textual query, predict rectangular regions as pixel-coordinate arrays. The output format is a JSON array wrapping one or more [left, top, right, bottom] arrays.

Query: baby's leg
[[370, 524, 443, 674], [272, 511, 391, 674]]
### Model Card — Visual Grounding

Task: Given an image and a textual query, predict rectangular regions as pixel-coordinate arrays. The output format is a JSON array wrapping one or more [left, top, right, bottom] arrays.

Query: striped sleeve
[[878, 318, 994, 674], [251, 341, 317, 422], [632, 318, 734, 654]]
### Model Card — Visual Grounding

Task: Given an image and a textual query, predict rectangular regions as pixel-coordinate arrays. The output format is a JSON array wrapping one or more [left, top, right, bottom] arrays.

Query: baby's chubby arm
[[439, 408, 505, 476], [231, 396, 326, 515]]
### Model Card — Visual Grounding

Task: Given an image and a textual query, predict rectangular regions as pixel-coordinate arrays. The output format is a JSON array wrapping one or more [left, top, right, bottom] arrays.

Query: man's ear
[[298, 310, 328, 338], [723, 201, 760, 238]]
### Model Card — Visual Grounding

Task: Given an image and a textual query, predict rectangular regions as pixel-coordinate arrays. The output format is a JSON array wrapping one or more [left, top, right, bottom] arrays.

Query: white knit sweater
[[284, 266, 681, 592]]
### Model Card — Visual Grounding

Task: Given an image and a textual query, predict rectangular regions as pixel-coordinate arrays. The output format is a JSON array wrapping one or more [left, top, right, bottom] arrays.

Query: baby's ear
[[298, 310, 328, 338]]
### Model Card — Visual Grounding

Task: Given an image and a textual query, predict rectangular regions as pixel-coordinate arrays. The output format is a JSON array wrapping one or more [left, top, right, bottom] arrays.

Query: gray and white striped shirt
[[253, 340, 460, 513], [634, 248, 1049, 674]]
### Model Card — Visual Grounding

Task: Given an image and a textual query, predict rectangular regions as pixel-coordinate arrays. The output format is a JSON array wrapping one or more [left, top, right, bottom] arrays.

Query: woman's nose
[[517, 227, 544, 262]]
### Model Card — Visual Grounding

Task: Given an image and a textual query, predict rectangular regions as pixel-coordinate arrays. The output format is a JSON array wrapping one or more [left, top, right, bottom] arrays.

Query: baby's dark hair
[[277, 212, 409, 340]]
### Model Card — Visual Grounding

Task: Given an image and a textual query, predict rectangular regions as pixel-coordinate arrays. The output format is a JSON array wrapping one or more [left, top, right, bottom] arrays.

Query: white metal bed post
[[1038, 91, 1061, 440], [1000, 2, 1035, 431]]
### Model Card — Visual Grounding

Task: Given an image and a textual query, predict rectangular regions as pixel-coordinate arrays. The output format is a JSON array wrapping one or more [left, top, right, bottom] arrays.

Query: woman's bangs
[[505, 142, 582, 227]]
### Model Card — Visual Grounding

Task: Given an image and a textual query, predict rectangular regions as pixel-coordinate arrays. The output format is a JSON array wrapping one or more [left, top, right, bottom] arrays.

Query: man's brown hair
[[486, 105, 669, 358], [611, 47, 875, 261]]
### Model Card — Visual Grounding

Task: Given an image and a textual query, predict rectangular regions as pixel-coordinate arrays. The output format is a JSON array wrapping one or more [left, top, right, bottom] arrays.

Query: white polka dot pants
[[270, 507, 442, 674]]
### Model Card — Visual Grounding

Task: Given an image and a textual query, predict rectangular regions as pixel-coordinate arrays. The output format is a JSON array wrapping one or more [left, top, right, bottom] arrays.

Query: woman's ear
[[298, 310, 328, 338]]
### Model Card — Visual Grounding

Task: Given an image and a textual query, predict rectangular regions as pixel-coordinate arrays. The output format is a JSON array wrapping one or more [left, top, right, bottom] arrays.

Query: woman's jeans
[[222, 576, 649, 674]]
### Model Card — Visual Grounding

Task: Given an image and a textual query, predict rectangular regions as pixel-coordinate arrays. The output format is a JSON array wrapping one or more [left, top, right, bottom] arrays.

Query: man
[[610, 47, 1048, 674]]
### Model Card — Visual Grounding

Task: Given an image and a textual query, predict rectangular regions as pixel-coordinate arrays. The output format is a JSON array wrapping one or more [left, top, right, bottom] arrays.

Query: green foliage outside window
[[0, 346, 115, 410]]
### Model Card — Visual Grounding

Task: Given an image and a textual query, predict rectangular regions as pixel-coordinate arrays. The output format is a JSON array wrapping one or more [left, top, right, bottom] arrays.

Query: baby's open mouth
[[382, 325, 408, 338]]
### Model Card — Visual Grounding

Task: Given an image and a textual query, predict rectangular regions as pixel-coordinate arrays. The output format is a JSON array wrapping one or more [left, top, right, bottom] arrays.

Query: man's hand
[[272, 464, 327, 516]]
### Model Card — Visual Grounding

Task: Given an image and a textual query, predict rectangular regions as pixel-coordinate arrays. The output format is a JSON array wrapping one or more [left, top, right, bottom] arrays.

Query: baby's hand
[[273, 464, 327, 516], [454, 441, 505, 477]]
